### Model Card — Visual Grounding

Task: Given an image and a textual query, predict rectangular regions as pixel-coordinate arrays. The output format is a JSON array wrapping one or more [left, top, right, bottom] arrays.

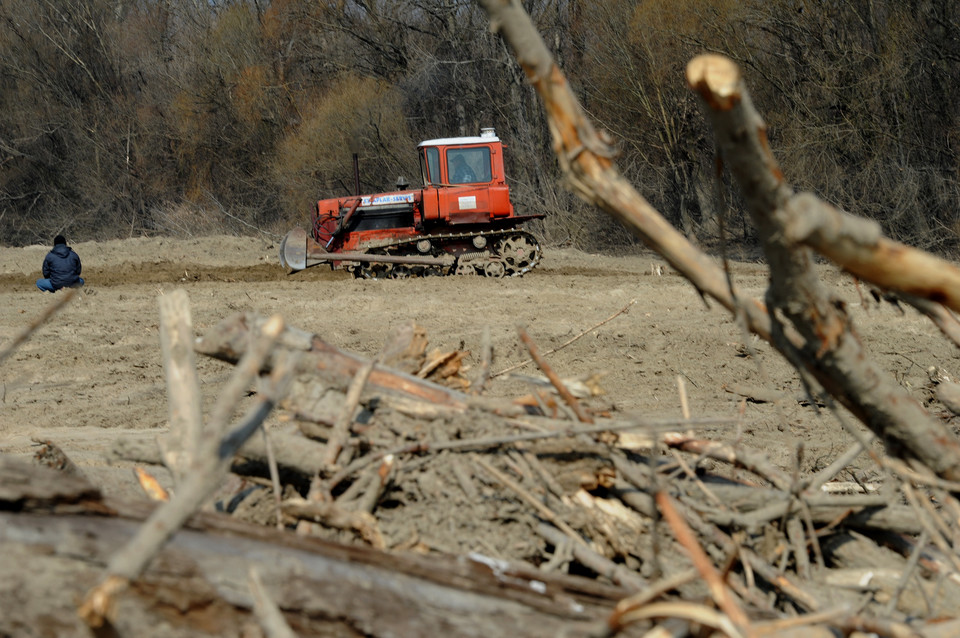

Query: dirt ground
[[0, 234, 956, 515]]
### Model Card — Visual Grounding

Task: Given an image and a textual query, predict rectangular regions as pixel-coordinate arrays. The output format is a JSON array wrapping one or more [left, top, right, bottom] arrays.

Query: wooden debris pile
[[84, 306, 960, 637]]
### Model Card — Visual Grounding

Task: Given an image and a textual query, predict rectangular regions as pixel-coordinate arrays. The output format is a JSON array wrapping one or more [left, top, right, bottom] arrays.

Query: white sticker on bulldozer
[[459, 196, 477, 210], [362, 193, 415, 206]]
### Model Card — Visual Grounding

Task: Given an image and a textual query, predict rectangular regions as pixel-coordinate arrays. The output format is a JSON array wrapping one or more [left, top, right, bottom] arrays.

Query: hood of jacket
[[51, 244, 71, 258]]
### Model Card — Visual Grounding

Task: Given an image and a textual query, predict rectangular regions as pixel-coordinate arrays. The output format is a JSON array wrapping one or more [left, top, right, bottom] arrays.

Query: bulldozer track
[[350, 229, 541, 279]]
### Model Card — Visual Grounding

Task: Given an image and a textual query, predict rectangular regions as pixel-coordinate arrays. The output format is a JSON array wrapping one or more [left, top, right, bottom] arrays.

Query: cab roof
[[418, 128, 500, 148]]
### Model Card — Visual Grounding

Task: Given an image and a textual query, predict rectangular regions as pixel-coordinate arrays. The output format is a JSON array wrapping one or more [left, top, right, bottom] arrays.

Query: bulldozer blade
[[279, 227, 309, 272]]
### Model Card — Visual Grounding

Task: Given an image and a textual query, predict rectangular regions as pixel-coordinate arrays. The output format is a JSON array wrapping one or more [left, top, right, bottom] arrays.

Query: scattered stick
[[656, 491, 754, 637], [884, 529, 930, 617], [608, 600, 745, 638], [157, 289, 203, 486], [474, 456, 583, 545], [472, 325, 493, 393], [676, 375, 691, 422], [803, 441, 868, 492], [494, 300, 636, 377], [0, 288, 76, 366], [248, 567, 298, 638], [902, 483, 960, 574], [282, 497, 385, 548], [327, 415, 733, 488], [663, 435, 793, 491], [259, 425, 284, 531], [356, 454, 395, 514], [517, 325, 593, 423], [324, 357, 376, 468], [611, 567, 698, 614], [536, 523, 647, 592], [523, 451, 566, 499]]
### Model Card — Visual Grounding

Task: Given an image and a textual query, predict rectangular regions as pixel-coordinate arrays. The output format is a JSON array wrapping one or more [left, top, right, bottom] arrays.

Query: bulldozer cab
[[419, 128, 503, 187]]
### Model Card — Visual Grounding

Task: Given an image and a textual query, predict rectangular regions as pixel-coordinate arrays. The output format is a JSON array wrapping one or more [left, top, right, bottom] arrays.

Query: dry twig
[[0, 288, 76, 366], [518, 325, 593, 423], [495, 300, 636, 378]]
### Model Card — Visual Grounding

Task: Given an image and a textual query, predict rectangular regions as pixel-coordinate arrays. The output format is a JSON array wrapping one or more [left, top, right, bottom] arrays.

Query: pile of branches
[[48, 298, 960, 637]]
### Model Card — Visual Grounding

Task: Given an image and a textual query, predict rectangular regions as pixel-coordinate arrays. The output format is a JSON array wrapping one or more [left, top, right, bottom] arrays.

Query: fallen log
[[194, 312, 473, 410], [0, 455, 625, 638]]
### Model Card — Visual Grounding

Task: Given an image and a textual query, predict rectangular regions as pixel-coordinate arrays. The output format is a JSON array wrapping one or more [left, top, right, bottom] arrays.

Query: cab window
[[447, 147, 491, 184], [421, 147, 441, 185]]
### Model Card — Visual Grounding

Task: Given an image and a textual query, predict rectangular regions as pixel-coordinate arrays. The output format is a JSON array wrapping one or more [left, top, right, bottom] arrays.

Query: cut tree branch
[[474, 0, 960, 482]]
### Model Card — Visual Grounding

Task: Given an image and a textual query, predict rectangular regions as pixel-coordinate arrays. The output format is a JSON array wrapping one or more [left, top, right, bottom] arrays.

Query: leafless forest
[[1, 0, 958, 251]]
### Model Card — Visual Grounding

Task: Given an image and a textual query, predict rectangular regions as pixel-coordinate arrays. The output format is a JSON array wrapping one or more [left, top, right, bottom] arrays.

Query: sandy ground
[[1, 234, 956, 501]]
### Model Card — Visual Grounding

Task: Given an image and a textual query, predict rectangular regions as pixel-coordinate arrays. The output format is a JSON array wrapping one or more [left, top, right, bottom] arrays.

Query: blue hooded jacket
[[42, 243, 82, 289]]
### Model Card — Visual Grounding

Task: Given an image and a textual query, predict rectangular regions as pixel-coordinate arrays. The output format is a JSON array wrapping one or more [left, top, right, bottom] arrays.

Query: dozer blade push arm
[[279, 227, 454, 273]]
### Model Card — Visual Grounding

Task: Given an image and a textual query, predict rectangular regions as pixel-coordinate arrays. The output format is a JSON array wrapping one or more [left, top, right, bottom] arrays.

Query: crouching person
[[36, 235, 84, 292]]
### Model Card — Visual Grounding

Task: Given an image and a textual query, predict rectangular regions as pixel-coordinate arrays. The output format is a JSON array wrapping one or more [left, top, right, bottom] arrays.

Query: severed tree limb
[[111, 427, 330, 484], [157, 289, 203, 486], [476, 2, 960, 482], [784, 193, 960, 314], [195, 311, 470, 410], [32, 438, 87, 481], [475, 0, 776, 345], [897, 292, 960, 348], [2, 467, 622, 637], [683, 54, 960, 481]]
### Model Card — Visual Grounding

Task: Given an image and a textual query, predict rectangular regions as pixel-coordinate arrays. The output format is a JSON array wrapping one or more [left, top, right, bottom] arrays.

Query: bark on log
[[110, 430, 329, 486], [0, 455, 624, 638], [194, 312, 472, 409], [784, 193, 960, 314]]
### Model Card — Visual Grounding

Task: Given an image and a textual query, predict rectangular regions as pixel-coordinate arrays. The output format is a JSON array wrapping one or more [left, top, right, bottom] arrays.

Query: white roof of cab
[[418, 129, 500, 147]]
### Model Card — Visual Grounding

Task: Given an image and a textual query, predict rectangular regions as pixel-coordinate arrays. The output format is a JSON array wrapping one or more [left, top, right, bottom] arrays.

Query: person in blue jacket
[[36, 235, 84, 292]]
